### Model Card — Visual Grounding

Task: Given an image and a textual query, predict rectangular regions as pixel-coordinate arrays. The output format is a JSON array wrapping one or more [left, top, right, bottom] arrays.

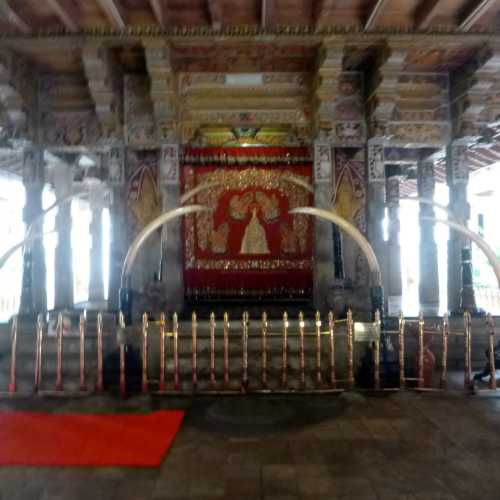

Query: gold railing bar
[[79, 311, 87, 392], [441, 314, 449, 390], [241, 311, 249, 393], [282, 311, 288, 388], [173, 312, 180, 391], [298, 311, 306, 389], [210, 312, 216, 388], [417, 312, 424, 389], [347, 309, 354, 388], [159, 312, 166, 391], [328, 311, 336, 388], [96, 312, 104, 392], [261, 312, 268, 388], [141, 312, 149, 394], [192, 311, 198, 391], [486, 314, 497, 390], [223, 312, 230, 388], [55, 313, 64, 391], [8, 315, 18, 394]]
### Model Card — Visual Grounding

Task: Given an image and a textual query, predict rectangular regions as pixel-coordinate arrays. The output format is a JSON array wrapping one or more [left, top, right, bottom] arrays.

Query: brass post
[[347, 309, 354, 388], [418, 311, 424, 389], [8, 316, 18, 394], [441, 314, 449, 390], [328, 311, 336, 388], [464, 311, 471, 389], [34, 313, 43, 392], [55, 313, 64, 391], [315, 311, 322, 386], [192, 311, 198, 391], [374, 310, 381, 390], [398, 311, 405, 388], [299, 311, 305, 389], [282, 311, 289, 387], [141, 312, 149, 394], [241, 311, 249, 392], [486, 314, 496, 390], [79, 311, 86, 392], [261, 312, 268, 388], [118, 311, 126, 397], [173, 312, 180, 390], [210, 312, 216, 388], [159, 312, 166, 391], [223, 312, 230, 387], [96, 312, 104, 392]]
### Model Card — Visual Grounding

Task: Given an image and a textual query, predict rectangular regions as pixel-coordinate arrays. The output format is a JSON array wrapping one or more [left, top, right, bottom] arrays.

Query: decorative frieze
[[144, 40, 178, 143], [367, 144, 385, 182], [82, 43, 123, 140], [159, 144, 179, 186], [314, 142, 332, 183]]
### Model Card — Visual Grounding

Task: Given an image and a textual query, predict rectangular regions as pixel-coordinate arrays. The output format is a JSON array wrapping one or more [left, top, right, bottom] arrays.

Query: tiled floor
[[0, 391, 499, 499]]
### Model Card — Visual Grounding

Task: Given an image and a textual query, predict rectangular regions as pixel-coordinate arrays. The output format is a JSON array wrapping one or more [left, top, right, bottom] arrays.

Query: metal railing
[[2, 309, 498, 397]]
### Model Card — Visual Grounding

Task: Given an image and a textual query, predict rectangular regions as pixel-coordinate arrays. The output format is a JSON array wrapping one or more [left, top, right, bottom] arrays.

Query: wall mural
[[183, 148, 313, 297], [127, 150, 160, 236], [333, 148, 368, 285]]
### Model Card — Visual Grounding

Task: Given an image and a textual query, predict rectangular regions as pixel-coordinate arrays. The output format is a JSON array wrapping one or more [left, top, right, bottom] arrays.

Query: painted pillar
[[447, 145, 476, 313], [366, 143, 387, 308], [313, 141, 336, 311], [53, 162, 74, 310], [417, 157, 440, 315], [87, 180, 106, 307], [106, 146, 127, 312], [385, 172, 402, 314], [159, 144, 183, 311], [19, 147, 47, 315]]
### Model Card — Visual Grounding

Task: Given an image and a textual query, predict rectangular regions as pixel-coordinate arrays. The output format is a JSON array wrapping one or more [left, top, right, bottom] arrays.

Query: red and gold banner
[[183, 148, 313, 297]]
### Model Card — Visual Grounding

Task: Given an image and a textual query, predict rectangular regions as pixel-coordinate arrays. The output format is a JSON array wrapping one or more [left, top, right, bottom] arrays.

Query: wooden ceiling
[[0, 0, 499, 34]]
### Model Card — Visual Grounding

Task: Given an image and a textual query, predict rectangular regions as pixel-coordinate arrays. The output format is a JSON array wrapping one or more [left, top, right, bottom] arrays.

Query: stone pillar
[[19, 147, 47, 315], [385, 171, 402, 314], [447, 145, 476, 313], [53, 163, 74, 310], [159, 144, 183, 311], [417, 157, 440, 315], [366, 143, 387, 306], [106, 146, 127, 312], [87, 181, 106, 307], [313, 141, 336, 311]]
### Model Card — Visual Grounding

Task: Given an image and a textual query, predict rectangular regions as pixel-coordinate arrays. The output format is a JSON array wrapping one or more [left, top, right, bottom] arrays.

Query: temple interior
[[0, 0, 500, 499]]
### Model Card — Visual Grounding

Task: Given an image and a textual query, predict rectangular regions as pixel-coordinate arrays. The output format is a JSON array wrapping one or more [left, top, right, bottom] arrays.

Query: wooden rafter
[[207, 0, 223, 30], [149, 0, 166, 28], [314, 0, 336, 30], [46, 0, 79, 33], [0, 0, 31, 34], [261, 0, 273, 29], [365, 0, 388, 31], [459, 0, 496, 31], [96, 0, 126, 30], [414, 0, 442, 29]]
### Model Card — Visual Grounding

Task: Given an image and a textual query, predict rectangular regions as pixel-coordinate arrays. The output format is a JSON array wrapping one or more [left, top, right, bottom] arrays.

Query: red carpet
[[0, 410, 184, 467]]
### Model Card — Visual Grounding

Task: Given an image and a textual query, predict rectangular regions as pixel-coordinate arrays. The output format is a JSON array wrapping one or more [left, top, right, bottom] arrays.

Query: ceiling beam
[[314, 0, 336, 30], [96, 0, 126, 30], [0, 1, 31, 34], [207, 0, 223, 30], [365, 0, 388, 31], [46, 0, 79, 33], [414, 0, 442, 29], [459, 0, 496, 31], [149, 0, 166, 28]]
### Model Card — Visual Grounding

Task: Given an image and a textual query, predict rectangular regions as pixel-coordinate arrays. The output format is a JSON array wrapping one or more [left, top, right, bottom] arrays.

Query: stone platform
[[0, 392, 500, 499]]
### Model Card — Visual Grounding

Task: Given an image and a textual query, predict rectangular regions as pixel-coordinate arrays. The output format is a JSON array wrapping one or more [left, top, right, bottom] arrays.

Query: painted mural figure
[[239, 207, 270, 255]]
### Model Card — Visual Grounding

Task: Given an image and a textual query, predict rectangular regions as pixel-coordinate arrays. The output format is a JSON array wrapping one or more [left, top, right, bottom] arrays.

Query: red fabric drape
[[182, 148, 313, 298]]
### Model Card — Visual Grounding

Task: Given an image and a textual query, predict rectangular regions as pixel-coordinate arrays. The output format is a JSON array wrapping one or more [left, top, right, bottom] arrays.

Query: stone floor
[[0, 391, 499, 500]]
